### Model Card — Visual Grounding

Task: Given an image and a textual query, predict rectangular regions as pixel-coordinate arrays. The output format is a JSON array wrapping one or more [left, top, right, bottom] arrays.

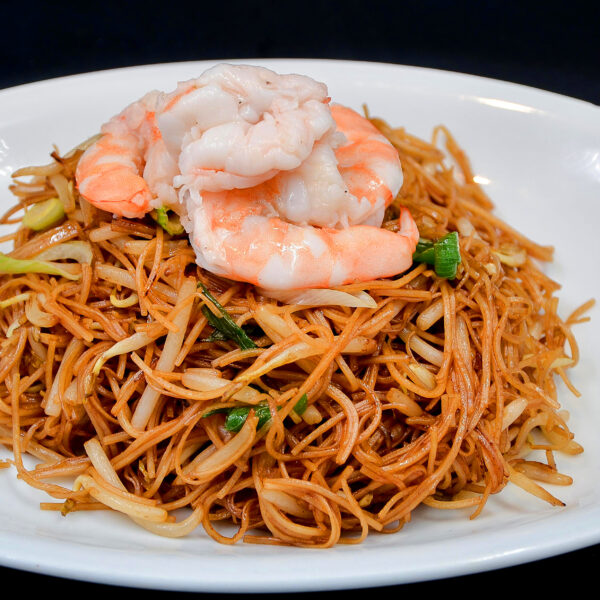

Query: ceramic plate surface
[[0, 59, 599, 592]]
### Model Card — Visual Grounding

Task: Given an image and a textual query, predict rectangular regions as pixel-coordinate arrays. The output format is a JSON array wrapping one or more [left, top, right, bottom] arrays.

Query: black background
[[2, 0, 600, 104], [1, 0, 598, 595]]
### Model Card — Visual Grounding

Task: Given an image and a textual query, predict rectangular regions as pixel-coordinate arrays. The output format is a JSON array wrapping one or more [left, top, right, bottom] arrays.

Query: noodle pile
[[0, 116, 591, 547]]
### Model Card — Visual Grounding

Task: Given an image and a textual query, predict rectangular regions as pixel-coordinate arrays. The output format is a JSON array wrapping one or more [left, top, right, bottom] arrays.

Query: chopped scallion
[[0, 252, 80, 280], [201, 407, 230, 419], [205, 393, 309, 432], [151, 206, 184, 236], [199, 283, 257, 350], [225, 403, 272, 432], [22, 197, 64, 231], [293, 393, 308, 416], [413, 232, 461, 279]]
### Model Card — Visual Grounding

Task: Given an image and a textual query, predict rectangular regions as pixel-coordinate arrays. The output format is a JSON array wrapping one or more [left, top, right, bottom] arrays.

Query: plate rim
[[1, 57, 598, 112]]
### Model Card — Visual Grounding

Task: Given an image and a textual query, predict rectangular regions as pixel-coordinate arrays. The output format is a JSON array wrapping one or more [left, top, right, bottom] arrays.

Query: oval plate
[[0, 59, 599, 592]]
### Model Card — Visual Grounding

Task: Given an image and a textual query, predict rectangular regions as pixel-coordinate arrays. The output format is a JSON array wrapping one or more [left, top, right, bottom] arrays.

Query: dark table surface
[[1, 0, 598, 594]]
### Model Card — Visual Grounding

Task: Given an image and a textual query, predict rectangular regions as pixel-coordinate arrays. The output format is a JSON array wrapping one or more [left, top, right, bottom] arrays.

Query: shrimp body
[[271, 105, 403, 228], [184, 187, 419, 289], [76, 64, 419, 289], [76, 92, 179, 218], [158, 64, 337, 193]]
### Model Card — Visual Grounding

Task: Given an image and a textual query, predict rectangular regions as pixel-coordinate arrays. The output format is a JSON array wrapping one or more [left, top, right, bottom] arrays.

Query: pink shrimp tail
[[76, 134, 153, 219]]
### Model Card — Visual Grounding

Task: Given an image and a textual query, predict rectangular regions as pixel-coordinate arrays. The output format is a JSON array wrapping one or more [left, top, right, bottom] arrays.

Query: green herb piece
[[293, 393, 308, 416], [202, 407, 231, 419], [199, 283, 257, 350], [202, 324, 264, 344], [205, 394, 308, 432], [151, 207, 184, 236], [433, 232, 461, 279], [412, 239, 435, 264], [412, 232, 461, 279], [225, 403, 272, 432], [22, 197, 65, 231], [0, 252, 80, 280]]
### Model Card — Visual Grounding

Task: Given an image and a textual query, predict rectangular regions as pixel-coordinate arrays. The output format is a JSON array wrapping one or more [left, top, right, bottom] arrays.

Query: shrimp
[[183, 185, 419, 289], [76, 92, 179, 219], [270, 104, 403, 228], [158, 64, 337, 192], [75, 64, 420, 290]]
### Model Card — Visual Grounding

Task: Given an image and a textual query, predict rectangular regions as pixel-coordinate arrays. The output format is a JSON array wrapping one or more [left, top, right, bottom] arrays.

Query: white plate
[[0, 59, 599, 592]]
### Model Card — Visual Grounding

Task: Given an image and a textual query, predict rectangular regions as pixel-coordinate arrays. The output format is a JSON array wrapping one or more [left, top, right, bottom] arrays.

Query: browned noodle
[[0, 118, 591, 547]]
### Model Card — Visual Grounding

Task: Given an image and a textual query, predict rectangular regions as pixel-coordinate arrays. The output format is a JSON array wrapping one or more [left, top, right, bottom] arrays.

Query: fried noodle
[[0, 117, 592, 547]]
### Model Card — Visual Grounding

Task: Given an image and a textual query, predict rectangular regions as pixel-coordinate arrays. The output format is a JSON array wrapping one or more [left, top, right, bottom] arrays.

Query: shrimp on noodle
[[0, 63, 592, 549], [76, 92, 179, 218]]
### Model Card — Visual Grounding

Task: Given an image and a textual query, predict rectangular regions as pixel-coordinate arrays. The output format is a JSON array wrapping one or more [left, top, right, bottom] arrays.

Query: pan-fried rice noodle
[[0, 114, 592, 548]]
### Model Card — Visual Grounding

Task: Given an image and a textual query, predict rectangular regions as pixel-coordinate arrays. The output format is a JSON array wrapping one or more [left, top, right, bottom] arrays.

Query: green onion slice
[[413, 232, 461, 279], [201, 407, 230, 419], [22, 197, 65, 231], [199, 283, 257, 350], [0, 252, 80, 280], [225, 403, 272, 432], [151, 206, 184, 236], [293, 393, 308, 416], [434, 232, 461, 278], [205, 393, 309, 432]]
